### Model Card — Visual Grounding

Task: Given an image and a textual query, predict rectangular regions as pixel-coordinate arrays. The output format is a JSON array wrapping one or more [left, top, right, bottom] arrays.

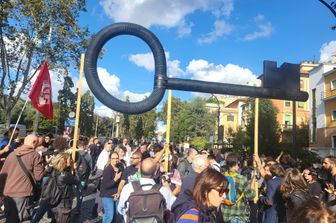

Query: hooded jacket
[[1, 145, 45, 197]]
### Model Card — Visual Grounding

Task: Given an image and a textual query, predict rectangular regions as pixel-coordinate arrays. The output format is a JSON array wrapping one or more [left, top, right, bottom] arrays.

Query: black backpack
[[77, 153, 91, 181], [40, 171, 63, 207], [126, 181, 166, 223]]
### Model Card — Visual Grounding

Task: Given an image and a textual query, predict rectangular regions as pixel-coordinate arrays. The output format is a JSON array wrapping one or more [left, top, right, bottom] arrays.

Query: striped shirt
[[177, 208, 199, 223]]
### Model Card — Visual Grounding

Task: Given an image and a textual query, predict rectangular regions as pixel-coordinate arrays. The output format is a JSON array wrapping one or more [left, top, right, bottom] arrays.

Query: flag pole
[[254, 97, 259, 202], [72, 54, 85, 161], [6, 62, 43, 145], [164, 87, 172, 173]]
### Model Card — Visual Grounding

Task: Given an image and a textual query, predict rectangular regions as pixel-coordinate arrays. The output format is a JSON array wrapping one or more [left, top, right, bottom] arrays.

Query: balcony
[[280, 124, 293, 131], [321, 90, 336, 101]]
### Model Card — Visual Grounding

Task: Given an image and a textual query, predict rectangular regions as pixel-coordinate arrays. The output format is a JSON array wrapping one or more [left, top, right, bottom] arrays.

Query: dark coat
[[260, 176, 286, 223]]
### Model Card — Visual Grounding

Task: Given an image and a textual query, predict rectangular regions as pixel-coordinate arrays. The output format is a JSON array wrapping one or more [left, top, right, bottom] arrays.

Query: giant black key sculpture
[[84, 22, 308, 114]]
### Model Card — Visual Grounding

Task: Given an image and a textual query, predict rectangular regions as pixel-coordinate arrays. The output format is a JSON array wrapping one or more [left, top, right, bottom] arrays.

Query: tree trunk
[[5, 111, 11, 129]]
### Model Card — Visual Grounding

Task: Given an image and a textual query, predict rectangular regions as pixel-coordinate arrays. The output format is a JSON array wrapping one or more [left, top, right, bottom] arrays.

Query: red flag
[[28, 61, 53, 119]]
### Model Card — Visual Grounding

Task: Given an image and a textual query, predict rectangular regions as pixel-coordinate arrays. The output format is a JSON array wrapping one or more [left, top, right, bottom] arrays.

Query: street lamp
[[115, 115, 120, 138], [211, 94, 223, 143]]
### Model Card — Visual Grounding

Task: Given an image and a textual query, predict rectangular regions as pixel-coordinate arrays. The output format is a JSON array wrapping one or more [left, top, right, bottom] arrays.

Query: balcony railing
[[280, 124, 293, 130], [321, 90, 336, 101]]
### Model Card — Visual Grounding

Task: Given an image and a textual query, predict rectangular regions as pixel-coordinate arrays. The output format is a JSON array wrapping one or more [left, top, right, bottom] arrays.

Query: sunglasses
[[212, 187, 228, 197]]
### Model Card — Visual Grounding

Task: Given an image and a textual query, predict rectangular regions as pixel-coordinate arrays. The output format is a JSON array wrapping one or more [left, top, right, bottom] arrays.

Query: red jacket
[[1, 145, 45, 197]]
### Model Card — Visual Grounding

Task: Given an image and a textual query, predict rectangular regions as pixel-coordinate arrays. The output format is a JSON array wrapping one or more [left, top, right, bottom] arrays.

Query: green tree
[[246, 99, 280, 155], [134, 117, 144, 140], [0, 0, 89, 127], [79, 90, 95, 136], [57, 76, 76, 134]]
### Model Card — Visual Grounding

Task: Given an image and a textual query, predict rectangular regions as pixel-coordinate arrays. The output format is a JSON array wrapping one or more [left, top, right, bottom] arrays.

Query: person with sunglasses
[[171, 168, 229, 223]]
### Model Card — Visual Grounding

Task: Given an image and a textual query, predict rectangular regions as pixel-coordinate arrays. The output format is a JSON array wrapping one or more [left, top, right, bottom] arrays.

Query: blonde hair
[[51, 153, 69, 171]]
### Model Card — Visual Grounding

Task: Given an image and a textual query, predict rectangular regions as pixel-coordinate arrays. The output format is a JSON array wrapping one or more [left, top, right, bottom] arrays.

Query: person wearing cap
[[303, 168, 323, 199]]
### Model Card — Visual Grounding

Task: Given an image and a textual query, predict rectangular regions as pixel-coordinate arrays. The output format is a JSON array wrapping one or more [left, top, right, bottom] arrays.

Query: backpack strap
[[16, 155, 39, 200]]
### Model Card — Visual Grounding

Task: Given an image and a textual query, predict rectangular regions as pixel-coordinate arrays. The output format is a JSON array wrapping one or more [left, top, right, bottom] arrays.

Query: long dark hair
[[280, 168, 308, 199]]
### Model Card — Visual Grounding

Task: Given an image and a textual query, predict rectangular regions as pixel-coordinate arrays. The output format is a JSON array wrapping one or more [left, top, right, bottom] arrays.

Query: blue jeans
[[102, 197, 116, 223], [32, 201, 54, 223]]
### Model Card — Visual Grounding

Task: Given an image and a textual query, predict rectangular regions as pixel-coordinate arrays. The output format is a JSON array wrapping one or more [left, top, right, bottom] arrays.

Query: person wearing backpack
[[171, 168, 229, 223], [117, 157, 176, 223], [177, 148, 198, 178], [280, 168, 311, 222], [73, 141, 92, 213], [222, 153, 256, 223], [32, 152, 80, 223]]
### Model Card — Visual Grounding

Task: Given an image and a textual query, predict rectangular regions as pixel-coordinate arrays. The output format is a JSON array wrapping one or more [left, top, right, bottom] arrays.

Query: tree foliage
[[0, 0, 89, 126], [246, 99, 280, 155], [79, 90, 95, 136]]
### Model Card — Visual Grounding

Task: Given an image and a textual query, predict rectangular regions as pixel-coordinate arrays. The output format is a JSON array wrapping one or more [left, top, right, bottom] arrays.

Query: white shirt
[[117, 178, 176, 219], [96, 149, 110, 170]]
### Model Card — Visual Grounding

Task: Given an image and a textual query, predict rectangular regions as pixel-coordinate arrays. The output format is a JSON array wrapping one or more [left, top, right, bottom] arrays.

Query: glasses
[[212, 187, 228, 197], [130, 157, 140, 160]]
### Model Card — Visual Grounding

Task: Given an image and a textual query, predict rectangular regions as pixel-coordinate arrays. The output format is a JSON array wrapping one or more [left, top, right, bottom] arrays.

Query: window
[[227, 115, 234, 122], [284, 114, 292, 128], [332, 135, 336, 148], [332, 110, 336, 121], [285, 101, 291, 107], [298, 101, 304, 108], [331, 79, 336, 90]]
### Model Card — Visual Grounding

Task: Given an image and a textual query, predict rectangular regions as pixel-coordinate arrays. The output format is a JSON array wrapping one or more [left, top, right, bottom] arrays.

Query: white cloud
[[198, 20, 233, 44], [243, 14, 274, 41], [319, 40, 336, 63], [99, 0, 234, 36], [122, 91, 151, 102], [187, 59, 257, 85], [128, 52, 185, 77], [94, 105, 115, 117]]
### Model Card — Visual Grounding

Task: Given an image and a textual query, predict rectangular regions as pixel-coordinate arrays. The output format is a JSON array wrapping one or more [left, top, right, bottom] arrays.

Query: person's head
[[94, 138, 99, 144], [77, 140, 85, 150], [140, 144, 147, 154], [269, 163, 285, 178], [212, 148, 220, 155], [140, 158, 157, 178], [264, 164, 272, 178], [109, 152, 119, 167], [303, 168, 318, 183], [280, 168, 308, 199], [322, 156, 336, 172], [51, 152, 70, 171], [52, 136, 68, 152], [115, 145, 126, 159], [104, 142, 113, 152], [192, 168, 229, 208], [130, 151, 142, 166], [207, 154, 216, 164], [7, 127, 19, 139], [187, 148, 198, 161], [226, 153, 239, 169], [24, 134, 39, 149], [192, 154, 209, 173], [289, 198, 336, 223], [123, 138, 128, 146], [45, 135, 51, 143]]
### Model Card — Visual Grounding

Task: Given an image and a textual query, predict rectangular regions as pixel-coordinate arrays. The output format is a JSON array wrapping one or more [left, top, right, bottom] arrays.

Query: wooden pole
[[164, 89, 172, 172], [254, 98, 259, 201], [72, 53, 85, 161]]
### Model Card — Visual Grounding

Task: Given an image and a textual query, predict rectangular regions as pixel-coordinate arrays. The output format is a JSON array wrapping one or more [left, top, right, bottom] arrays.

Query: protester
[[117, 158, 176, 222], [280, 168, 310, 222], [259, 163, 286, 223], [171, 168, 229, 222], [289, 197, 336, 223], [303, 168, 323, 199], [221, 153, 256, 223], [181, 154, 209, 194], [177, 148, 198, 178], [208, 154, 221, 172], [1, 134, 45, 222], [0, 127, 20, 160], [100, 152, 123, 223], [32, 152, 80, 223]]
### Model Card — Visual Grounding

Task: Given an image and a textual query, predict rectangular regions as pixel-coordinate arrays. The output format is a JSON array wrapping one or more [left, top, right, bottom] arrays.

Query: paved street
[[0, 184, 103, 223]]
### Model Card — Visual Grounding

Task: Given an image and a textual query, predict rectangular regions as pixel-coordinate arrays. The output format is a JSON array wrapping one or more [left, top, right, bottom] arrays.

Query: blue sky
[[56, 0, 336, 117]]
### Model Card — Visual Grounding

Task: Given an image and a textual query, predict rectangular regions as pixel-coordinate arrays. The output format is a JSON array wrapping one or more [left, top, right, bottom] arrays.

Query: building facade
[[309, 64, 336, 157]]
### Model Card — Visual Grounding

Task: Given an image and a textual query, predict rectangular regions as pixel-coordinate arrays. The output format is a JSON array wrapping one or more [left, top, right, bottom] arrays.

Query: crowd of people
[[0, 127, 335, 223]]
